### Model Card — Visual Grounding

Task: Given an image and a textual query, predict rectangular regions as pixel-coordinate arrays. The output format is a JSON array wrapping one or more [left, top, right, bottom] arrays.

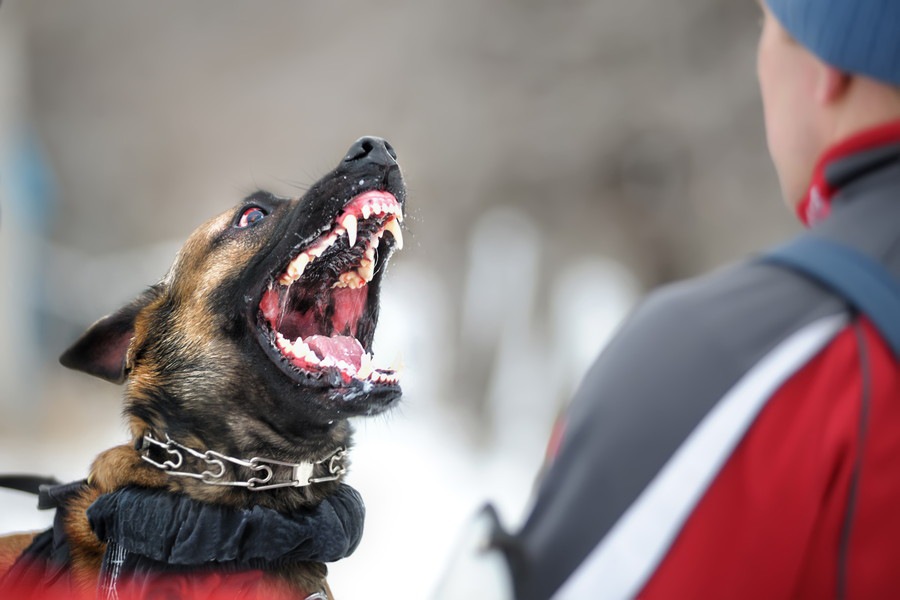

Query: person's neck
[[823, 78, 900, 151]]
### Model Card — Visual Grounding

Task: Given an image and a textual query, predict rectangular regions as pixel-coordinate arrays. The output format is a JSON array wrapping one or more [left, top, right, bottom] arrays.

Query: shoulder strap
[[0, 474, 59, 496], [763, 237, 900, 360]]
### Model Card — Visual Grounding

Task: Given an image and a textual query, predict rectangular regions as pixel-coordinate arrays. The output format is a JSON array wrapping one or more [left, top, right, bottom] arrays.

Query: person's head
[[756, 0, 900, 206]]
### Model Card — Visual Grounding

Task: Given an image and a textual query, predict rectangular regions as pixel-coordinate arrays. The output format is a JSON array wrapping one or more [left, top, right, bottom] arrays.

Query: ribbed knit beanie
[[766, 0, 900, 87]]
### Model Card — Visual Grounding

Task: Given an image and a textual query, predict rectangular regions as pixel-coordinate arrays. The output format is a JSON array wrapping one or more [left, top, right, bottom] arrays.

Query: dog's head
[[61, 137, 406, 467]]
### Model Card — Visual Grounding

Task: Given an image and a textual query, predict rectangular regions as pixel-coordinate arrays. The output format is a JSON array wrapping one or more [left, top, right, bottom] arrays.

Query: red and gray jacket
[[437, 121, 900, 600]]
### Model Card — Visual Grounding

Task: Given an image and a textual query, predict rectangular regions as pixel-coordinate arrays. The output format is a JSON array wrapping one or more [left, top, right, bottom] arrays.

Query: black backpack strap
[[0, 474, 60, 496], [763, 237, 900, 359]]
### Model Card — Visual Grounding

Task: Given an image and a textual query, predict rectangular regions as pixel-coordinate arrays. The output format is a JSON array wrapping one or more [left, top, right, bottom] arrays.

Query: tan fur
[[0, 533, 38, 575], [63, 488, 106, 593]]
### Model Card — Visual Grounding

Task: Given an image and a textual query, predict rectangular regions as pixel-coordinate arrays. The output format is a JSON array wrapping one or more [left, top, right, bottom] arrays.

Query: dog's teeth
[[391, 352, 405, 373], [308, 241, 329, 258], [342, 214, 358, 247], [285, 253, 310, 282], [384, 217, 403, 250], [361, 205, 372, 220], [303, 342, 321, 364], [293, 339, 310, 355], [358, 259, 375, 283], [365, 246, 376, 260], [357, 353, 375, 380], [333, 271, 365, 289], [335, 360, 354, 375]]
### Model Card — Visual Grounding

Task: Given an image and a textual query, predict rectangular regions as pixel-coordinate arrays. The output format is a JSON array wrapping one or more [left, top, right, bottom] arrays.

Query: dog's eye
[[236, 206, 268, 228]]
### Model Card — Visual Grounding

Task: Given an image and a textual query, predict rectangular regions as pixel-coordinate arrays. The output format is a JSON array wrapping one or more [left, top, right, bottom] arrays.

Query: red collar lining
[[797, 119, 900, 227]]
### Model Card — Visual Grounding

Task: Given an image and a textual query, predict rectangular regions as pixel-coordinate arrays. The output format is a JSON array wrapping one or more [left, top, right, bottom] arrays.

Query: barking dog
[[0, 136, 406, 599]]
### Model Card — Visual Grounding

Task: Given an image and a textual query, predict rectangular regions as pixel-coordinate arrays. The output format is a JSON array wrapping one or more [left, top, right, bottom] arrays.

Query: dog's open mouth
[[258, 190, 403, 386]]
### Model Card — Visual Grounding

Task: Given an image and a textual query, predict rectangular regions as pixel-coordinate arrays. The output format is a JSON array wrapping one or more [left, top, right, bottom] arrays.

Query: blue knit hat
[[766, 0, 900, 87]]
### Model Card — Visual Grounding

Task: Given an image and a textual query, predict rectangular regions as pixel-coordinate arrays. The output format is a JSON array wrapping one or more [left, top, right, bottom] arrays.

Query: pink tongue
[[305, 335, 365, 370]]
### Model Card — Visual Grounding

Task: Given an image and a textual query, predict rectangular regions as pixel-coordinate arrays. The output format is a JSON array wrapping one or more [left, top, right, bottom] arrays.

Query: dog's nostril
[[343, 136, 397, 167], [384, 141, 397, 161]]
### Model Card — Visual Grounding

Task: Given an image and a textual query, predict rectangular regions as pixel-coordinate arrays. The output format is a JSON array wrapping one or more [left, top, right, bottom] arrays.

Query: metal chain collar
[[139, 433, 347, 491]]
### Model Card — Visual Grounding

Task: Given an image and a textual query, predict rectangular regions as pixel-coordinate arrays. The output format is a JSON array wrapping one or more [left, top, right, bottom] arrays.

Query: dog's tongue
[[305, 335, 365, 370]]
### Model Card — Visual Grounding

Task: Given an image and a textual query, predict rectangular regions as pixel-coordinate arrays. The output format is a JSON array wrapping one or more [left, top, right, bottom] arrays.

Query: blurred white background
[[0, 0, 797, 597]]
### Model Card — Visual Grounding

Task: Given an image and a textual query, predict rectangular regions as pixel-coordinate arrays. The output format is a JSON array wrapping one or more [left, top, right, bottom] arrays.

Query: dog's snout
[[343, 136, 397, 167]]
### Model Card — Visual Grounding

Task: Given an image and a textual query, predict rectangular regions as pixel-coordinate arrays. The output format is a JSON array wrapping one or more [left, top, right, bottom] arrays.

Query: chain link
[[140, 433, 346, 491]]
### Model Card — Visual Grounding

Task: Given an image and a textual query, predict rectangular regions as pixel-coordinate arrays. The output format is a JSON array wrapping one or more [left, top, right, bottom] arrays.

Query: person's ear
[[815, 63, 851, 105]]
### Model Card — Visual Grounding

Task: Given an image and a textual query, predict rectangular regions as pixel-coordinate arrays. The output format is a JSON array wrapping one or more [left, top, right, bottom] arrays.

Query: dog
[[0, 136, 406, 599]]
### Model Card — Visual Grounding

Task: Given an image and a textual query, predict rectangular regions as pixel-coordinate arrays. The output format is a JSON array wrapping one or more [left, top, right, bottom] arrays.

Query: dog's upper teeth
[[284, 253, 310, 283], [361, 204, 372, 220], [383, 217, 403, 250], [341, 213, 358, 247]]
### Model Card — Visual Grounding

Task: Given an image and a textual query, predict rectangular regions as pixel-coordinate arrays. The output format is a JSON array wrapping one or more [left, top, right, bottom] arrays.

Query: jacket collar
[[798, 118, 900, 227]]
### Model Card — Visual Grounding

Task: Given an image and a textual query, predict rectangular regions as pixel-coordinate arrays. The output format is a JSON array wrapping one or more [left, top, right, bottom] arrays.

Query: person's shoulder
[[593, 256, 846, 383]]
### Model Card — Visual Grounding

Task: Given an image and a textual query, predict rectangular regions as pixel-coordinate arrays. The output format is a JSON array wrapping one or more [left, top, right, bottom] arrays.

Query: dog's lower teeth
[[333, 271, 366, 289], [273, 334, 399, 384], [358, 259, 375, 283]]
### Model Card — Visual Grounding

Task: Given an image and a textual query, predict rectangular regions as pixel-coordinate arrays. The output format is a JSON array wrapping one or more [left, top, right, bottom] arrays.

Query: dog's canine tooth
[[383, 217, 403, 250], [390, 351, 404, 374], [342, 214, 358, 247], [357, 353, 375, 380]]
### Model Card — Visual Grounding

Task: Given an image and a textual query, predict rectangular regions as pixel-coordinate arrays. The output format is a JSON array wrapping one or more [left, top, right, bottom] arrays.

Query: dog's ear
[[60, 286, 164, 384]]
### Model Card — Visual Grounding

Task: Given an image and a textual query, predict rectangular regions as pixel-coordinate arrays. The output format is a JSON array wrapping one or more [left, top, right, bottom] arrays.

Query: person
[[435, 1, 900, 598]]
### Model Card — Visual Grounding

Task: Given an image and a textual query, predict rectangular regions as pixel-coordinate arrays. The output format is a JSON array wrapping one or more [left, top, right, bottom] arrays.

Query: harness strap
[[764, 237, 900, 359], [0, 475, 59, 496]]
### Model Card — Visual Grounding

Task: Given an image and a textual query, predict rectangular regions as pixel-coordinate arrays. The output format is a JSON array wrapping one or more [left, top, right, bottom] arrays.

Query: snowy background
[[0, 1, 794, 597]]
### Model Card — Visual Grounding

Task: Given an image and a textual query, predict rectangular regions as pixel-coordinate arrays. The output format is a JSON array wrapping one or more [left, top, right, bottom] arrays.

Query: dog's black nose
[[343, 136, 398, 167]]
